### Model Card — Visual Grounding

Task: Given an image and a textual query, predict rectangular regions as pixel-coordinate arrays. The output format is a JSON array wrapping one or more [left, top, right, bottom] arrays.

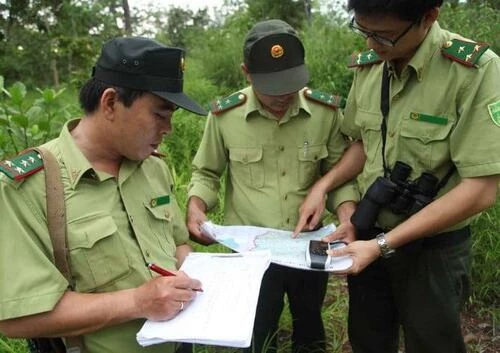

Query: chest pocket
[[229, 147, 264, 188], [399, 117, 454, 170], [144, 203, 175, 254], [68, 215, 131, 292], [297, 144, 328, 188], [356, 109, 383, 166]]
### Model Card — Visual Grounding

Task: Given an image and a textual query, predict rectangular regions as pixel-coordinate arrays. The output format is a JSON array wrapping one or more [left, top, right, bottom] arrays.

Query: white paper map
[[201, 222, 353, 272]]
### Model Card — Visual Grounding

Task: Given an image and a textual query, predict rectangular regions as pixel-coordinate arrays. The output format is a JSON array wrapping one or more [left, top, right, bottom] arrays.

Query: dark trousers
[[348, 229, 471, 353], [243, 263, 329, 353]]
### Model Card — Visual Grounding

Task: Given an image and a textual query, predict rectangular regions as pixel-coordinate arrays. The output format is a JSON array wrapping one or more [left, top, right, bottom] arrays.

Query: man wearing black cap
[[0, 37, 205, 353], [187, 20, 361, 353]]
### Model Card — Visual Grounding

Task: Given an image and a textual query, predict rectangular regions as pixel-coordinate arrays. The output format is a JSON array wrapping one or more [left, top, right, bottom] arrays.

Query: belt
[[421, 226, 470, 249]]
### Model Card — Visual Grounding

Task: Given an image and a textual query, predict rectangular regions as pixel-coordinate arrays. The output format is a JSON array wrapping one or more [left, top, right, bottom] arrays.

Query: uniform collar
[[242, 86, 311, 121], [399, 22, 444, 82], [59, 119, 139, 188], [59, 119, 98, 188]]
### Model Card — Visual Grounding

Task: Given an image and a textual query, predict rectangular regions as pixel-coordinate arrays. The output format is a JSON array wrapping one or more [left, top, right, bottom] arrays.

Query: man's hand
[[292, 185, 327, 237], [322, 220, 357, 244], [135, 273, 202, 321], [186, 196, 215, 245], [327, 239, 380, 275]]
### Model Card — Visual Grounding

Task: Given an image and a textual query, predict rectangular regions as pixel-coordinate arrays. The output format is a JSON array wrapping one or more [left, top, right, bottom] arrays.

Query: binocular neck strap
[[380, 62, 391, 178]]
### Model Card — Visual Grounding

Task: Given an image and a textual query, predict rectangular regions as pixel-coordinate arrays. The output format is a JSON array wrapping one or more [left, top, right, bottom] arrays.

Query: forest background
[[0, 0, 499, 352]]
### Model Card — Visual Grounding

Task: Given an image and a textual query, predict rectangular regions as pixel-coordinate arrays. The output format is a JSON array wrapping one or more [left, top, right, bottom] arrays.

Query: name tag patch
[[150, 195, 170, 207], [410, 112, 448, 125]]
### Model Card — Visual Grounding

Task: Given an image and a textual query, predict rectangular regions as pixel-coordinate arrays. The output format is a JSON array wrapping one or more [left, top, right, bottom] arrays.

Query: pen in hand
[[146, 262, 203, 292]]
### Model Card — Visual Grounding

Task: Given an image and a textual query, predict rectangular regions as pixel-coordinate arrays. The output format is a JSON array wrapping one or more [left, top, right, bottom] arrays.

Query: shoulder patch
[[0, 149, 44, 180], [304, 89, 345, 109], [347, 49, 382, 68], [210, 92, 247, 115], [441, 39, 489, 67]]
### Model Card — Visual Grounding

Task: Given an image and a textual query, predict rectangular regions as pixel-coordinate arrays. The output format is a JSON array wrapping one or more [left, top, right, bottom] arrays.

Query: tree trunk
[[122, 0, 132, 35]]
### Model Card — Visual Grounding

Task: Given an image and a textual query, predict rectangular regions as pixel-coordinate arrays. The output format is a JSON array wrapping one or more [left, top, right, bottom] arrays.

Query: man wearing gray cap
[[187, 20, 361, 353], [0, 37, 205, 353]]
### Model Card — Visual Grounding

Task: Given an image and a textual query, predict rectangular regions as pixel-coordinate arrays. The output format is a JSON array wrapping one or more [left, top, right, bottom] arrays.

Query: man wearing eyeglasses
[[295, 1, 500, 353]]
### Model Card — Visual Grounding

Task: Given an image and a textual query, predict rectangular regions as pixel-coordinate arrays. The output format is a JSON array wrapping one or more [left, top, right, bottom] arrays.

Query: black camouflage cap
[[244, 19, 309, 96], [93, 37, 206, 115]]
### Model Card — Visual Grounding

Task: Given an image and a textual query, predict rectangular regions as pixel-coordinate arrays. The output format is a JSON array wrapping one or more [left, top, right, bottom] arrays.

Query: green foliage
[[440, 1, 500, 53], [0, 76, 77, 159], [302, 15, 362, 95], [470, 198, 500, 308], [245, 0, 307, 29]]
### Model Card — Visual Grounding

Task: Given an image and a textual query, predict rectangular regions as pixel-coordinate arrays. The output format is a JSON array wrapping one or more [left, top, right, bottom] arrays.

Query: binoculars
[[351, 161, 439, 232]]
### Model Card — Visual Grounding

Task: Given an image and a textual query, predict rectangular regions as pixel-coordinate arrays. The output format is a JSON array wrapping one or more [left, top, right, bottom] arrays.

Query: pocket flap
[[229, 147, 263, 164], [298, 144, 328, 162], [400, 118, 453, 144], [69, 215, 118, 250], [145, 203, 172, 222]]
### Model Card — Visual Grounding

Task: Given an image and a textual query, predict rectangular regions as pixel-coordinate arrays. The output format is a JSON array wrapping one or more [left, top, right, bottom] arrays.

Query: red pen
[[146, 262, 203, 292]]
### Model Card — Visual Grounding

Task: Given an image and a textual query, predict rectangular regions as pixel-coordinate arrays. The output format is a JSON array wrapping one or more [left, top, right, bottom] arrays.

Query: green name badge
[[488, 100, 500, 127], [150, 195, 170, 207], [410, 112, 448, 125]]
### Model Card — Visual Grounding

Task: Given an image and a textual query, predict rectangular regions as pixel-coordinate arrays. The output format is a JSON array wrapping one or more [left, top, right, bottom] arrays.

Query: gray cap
[[243, 20, 309, 95]]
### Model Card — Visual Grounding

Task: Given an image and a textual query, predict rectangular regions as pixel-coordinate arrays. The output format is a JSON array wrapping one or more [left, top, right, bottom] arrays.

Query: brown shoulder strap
[[34, 147, 84, 353], [35, 147, 72, 284]]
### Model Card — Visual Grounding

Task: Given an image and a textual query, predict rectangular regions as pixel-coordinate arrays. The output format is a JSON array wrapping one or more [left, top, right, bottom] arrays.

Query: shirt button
[[145, 250, 150, 258], [129, 216, 134, 223], [279, 145, 284, 152], [286, 218, 290, 224], [389, 131, 395, 138], [281, 171, 286, 177], [283, 194, 288, 201], [242, 156, 248, 163], [165, 211, 170, 219], [393, 94, 400, 100]]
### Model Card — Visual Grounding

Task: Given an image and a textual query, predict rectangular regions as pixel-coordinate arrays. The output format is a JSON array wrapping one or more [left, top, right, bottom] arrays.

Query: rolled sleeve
[[451, 56, 500, 178], [188, 114, 228, 211], [326, 180, 360, 212], [0, 177, 68, 320]]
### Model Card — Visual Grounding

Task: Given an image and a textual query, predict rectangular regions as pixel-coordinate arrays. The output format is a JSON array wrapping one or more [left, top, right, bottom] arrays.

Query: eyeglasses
[[349, 17, 417, 47]]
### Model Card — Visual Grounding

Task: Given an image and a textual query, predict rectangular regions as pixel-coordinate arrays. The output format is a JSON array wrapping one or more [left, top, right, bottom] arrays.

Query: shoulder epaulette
[[210, 92, 247, 115], [441, 39, 489, 67], [0, 149, 44, 181], [347, 49, 382, 68], [304, 89, 345, 110]]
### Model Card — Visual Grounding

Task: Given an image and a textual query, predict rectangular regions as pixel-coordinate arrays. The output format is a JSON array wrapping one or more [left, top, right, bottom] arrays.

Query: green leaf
[[11, 114, 29, 128], [8, 82, 27, 106], [26, 105, 43, 119], [0, 76, 4, 93]]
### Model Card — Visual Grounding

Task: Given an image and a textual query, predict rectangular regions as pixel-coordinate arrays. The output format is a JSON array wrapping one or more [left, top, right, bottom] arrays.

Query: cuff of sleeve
[[457, 162, 500, 178], [188, 183, 219, 211], [326, 182, 360, 212], [0, 289, 66, 320]]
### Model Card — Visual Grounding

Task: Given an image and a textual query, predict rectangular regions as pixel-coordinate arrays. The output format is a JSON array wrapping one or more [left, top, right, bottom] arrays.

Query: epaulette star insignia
[[210, 92, 247, 115], [347, 49, 382, 68], [304, 89, 345, 110], [0, 149, 44, 180], [441, 39, 489, 67]]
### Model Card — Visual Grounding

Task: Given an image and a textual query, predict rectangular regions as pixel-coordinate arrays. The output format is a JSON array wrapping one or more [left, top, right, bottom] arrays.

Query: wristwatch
[[376, 232, 395, 258]]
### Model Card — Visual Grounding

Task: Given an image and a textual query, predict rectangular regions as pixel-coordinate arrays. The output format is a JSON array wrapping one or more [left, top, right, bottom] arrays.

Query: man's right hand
[[135, 273, 202, 321], [186, 196, 215, 245]]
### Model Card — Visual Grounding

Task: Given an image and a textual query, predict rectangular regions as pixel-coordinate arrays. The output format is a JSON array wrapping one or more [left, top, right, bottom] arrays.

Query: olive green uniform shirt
[[0, 120, 188, 353], [342, 23, 500, 231], [188, 86, 358, 229]]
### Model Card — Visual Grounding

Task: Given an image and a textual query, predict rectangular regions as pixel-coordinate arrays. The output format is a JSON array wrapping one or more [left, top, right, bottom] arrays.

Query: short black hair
[[79, 78, 146, 114], [348, 0, 443, 22]]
